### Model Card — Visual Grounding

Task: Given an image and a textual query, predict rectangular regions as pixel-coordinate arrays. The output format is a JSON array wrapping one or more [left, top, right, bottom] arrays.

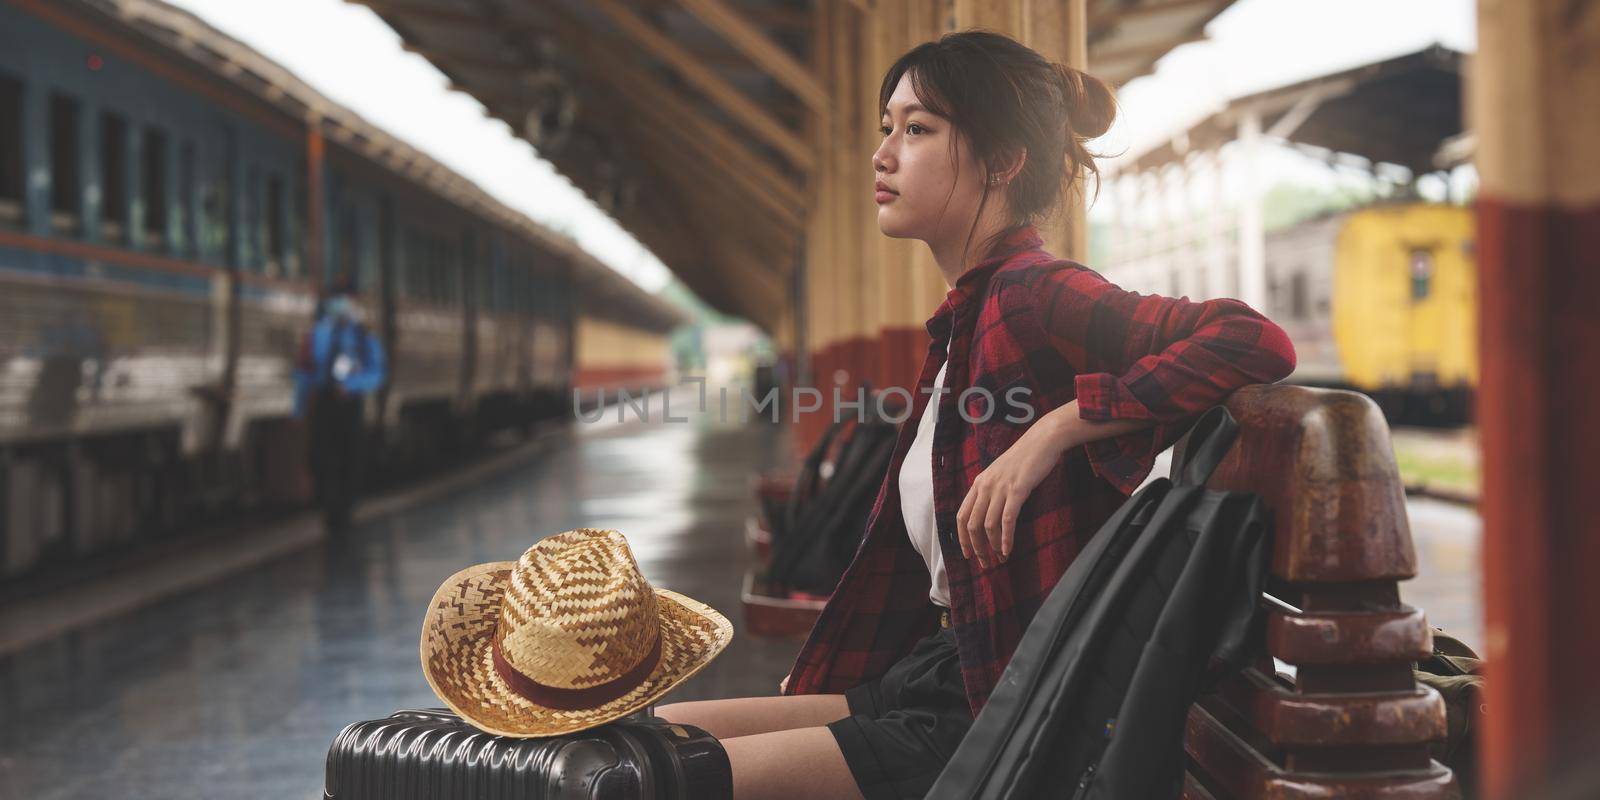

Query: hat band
[[491, 632, 663, 711]]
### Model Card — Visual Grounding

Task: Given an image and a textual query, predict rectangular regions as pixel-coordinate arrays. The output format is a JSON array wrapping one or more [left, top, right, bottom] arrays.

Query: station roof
[[357, 0, 1239, 331], [1112, 44, 1466, 178], [66, 0, 689, 332]]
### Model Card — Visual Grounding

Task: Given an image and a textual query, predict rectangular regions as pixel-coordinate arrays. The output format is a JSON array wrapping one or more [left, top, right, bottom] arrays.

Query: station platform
[[0, 381, 1481, 798], [0, 383, 801, 799]]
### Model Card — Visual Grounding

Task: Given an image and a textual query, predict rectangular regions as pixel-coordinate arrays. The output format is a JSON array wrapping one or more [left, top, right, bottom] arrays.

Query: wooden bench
[[1174, 384, 1458, 797]]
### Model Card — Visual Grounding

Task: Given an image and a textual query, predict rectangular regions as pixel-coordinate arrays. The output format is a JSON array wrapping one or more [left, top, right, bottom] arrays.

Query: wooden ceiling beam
[[357, 0, 799, 324], [412, 2, 805, 230], [617, 165, 786, 323], [349, 0, 536, 37], [671, 0, 829, 113], [400, 41, 520, 72], [741, 5, 812, 31], [549, 107, 787, 323], [586, 0, 815, 172], [453, 63, 802, 265], [530, 2, 807, 226], [1094, 0, 1222, 26]]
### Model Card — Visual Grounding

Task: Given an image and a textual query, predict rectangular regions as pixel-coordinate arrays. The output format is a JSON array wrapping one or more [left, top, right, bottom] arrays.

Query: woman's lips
[[875, 191, 897, 204]]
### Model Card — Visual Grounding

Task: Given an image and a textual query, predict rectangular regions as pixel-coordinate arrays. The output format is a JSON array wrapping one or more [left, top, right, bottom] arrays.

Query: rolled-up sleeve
[[1023, 264, 1297, 494]]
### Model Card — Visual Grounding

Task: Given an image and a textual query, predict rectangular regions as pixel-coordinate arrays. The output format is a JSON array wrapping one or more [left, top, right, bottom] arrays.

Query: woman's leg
[[722, 726, 866, 800], [654, 694, 851, 740]]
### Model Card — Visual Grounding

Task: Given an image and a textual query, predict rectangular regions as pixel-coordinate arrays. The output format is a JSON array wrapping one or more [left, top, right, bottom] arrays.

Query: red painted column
[[1473, 1, 1600, 795]]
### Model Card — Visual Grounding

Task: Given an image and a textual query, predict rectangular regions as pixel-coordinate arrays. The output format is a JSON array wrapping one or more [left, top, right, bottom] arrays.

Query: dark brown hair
[[878, 30, 1118, 261]]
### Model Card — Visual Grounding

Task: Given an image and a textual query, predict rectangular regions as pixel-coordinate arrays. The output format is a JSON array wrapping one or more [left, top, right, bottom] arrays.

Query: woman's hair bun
[[1053, 63, 1116, 140]]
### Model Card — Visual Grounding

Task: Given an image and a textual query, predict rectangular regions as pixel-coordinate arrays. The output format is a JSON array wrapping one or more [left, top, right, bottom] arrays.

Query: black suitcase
[[324, 707, 731, 800]]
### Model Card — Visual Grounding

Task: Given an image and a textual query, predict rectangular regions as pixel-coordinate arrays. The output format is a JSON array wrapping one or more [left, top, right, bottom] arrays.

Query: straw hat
[[420, 528, 733, 737]]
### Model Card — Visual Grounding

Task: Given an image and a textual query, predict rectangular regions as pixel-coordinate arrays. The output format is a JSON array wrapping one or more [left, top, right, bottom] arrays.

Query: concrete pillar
[[1235, 107, 1266, 311], [1206, 148, 1231, 302], [1472, 0, 1600, 796]]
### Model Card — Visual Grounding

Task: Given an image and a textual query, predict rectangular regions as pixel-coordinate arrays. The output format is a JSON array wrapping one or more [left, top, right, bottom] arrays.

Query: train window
[[359, 210, 378, 296], [432, 238, 446, 306], [337, 205, 357, 288], [292, 173, 307, 280], [405, 227, 437, 304], [461, 230, 479, 310], [266, 174, 285, 278], [432, 233, 445, 305], [430, 231, 451, 306], [0, 74, 22, 228], [100, 111, 129, 243], [205, 126, 236, 265], [48, 93, 82, 234], [141, 128, 167, 250], [421, 234, 434, 303], [244, 166, 260, 272], [377, 198, 394, 299], [400, 228, 414, 298], [439, 245, 451, 305], [1409, 248, 1433, 301], [179, 141, 197, 256], [1291, 271, 1308, 319]]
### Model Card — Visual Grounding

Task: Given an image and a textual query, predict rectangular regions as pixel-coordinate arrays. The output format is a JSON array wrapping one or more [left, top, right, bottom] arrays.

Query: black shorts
[[826, 613, 973, 800]]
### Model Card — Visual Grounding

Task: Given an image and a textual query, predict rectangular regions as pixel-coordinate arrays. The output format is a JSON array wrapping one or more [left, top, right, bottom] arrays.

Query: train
[[0, 0, 687, 580], [1264, 200, 1476, 426]]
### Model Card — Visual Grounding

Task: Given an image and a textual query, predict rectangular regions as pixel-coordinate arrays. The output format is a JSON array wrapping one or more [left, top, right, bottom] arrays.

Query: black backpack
[[767, 389, 905, 597], [777, 416, 854, 543], [928, 405, 1271, 800]]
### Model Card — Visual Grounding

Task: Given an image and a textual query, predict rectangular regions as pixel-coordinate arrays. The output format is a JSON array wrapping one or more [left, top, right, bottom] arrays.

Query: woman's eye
[[879, 123, 928, 136]]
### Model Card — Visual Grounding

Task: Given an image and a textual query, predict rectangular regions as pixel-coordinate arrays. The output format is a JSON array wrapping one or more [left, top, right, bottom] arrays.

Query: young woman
[[655, 30, 1296, 800]]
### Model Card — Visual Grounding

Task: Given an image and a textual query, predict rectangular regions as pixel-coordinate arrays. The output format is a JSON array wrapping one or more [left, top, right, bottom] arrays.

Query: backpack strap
[[1171, 405, 1240, 487]]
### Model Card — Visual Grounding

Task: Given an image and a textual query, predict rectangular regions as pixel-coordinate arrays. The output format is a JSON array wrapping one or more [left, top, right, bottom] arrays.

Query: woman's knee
[[722, 726, 864, 800]]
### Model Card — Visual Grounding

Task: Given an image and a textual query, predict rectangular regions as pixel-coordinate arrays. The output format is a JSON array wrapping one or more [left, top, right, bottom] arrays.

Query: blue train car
[[0, 0, 680, 579]]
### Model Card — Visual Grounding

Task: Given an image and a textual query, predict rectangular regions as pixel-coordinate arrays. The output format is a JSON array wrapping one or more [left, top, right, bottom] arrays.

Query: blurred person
[[653, 30, 1296, 800], [293, 277, 386, 531]]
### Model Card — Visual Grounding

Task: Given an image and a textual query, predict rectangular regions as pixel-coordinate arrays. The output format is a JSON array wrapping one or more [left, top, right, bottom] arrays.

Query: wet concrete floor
[[0, 385, 801, 799], [0, 383, 1483, 798]]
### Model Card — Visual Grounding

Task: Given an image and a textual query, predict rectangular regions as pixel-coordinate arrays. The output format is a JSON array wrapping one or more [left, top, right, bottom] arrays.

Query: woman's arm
[[956, 264, 1296, 567], [1025, 264, 1297, 494]]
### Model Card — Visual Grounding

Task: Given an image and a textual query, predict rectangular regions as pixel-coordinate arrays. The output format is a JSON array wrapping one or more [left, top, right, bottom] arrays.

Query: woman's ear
[[992, 147, 1028, 184]]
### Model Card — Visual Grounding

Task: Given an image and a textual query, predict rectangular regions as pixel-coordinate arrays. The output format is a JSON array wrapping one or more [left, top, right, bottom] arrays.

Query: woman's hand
[[957, 421, 1071, 568]]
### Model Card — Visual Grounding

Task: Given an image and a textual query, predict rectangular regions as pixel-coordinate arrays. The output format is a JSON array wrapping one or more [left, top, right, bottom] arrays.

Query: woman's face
[[873, 72, 988, 244]]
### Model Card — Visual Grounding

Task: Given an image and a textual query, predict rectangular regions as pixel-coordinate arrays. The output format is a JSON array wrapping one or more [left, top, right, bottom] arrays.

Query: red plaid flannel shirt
[[781, 224, 1297, 718]]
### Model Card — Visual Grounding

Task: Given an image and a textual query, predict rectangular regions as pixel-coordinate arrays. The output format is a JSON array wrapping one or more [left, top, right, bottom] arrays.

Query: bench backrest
[[1174, 384, 1458, 798]]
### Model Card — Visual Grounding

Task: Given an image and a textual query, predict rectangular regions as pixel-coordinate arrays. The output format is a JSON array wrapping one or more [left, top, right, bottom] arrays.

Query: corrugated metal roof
[[1112, 44, 1466, 177], [359, 0, 1236, 329]]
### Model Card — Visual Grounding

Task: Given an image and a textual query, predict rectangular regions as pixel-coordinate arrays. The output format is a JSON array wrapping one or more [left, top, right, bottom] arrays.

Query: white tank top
[[900, 336, 951, 608]]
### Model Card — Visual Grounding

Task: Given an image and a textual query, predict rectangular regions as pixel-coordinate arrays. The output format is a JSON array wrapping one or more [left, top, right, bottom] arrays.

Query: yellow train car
[[1332, 203, 1475, 421], [1264, 201, 1476, 425]]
